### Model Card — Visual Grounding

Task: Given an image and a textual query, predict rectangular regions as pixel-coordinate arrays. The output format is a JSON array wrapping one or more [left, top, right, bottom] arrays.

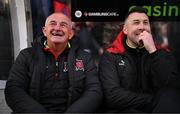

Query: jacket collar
[[107, 31, 171, 54], [107, 31, 126, 54]]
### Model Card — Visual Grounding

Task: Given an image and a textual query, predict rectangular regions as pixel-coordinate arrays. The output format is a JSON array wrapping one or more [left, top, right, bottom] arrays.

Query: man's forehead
[[125, 13, 148, 24], [46, 13, 71, 24], [128, 13, 149, 20]]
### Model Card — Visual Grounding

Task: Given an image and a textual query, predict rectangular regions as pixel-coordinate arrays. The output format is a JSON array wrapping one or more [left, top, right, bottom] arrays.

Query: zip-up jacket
[[99, 31, 180, 111], [5, 36, 102, 113]]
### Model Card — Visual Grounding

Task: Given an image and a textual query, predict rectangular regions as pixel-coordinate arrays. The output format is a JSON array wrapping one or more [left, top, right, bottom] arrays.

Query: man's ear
[[42, 27, 46, 36], [123, 25, 127, 35], [68, 30, 74, 40]]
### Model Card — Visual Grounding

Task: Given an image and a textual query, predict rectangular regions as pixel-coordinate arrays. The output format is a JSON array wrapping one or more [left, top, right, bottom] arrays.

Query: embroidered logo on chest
[[75, 59, 84, 71]]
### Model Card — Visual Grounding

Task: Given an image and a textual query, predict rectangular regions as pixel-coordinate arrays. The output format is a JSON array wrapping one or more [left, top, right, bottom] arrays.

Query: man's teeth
[[52, 33, 62, 36]]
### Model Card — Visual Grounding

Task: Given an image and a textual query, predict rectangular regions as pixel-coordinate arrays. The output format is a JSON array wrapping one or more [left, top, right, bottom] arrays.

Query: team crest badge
[[75, 59, 84, 71]]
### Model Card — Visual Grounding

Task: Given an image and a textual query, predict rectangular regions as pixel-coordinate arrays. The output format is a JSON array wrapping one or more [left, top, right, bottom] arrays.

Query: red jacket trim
[[107, 31, 125, 54]]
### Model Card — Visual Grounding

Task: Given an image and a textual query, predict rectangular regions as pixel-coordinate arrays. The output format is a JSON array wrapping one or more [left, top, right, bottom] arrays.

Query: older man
[[5, 12, 102, 113]]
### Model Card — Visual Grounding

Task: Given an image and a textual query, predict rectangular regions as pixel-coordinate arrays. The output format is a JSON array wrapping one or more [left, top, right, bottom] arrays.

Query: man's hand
[[138, 31, 157, 53]]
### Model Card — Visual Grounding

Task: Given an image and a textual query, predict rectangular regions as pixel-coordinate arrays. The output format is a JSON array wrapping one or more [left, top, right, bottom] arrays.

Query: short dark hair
[[124, 6, 148, 21]]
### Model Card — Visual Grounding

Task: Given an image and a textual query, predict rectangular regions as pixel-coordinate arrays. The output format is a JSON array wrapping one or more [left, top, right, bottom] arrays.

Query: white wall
[[9, 0, 33, 59]]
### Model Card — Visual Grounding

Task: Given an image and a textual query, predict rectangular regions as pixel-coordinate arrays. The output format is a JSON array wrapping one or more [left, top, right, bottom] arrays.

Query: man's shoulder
[[17, 47, 34, 59], [73, 47, 92, 55], [103, 50, 122, 58], [20, 47, 33, 52], [100, 50, 123, 62], [74, 49, 93, 61]]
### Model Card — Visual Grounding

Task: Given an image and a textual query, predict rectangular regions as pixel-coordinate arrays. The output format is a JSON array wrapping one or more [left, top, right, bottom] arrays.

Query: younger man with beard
[[99, 6, 180, 113]]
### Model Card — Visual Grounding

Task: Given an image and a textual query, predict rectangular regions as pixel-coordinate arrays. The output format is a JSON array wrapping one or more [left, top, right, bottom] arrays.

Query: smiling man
[[5, 12, 102, 113], [99, 6, 180, 113]]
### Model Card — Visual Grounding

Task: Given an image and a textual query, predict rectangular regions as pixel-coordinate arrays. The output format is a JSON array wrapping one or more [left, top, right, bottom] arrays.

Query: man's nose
[[138, 23, 146, 31], [54, 25, 62, 30]]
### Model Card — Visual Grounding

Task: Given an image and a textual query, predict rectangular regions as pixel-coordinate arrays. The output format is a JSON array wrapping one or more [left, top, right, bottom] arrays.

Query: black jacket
[[99, 31, 180, 111], [5, 36, 102, 113]]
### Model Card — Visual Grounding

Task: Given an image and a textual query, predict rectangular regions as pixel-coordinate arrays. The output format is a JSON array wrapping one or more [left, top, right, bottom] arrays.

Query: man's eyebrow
[[132, 19, 139, 22], [60, 21, 69, 25], [143, 19, 149, 22], [49, 20, 56, 23]]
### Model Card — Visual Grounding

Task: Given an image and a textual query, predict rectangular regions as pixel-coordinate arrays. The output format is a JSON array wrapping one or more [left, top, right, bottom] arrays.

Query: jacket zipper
[[54, 60, 59, 79]]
